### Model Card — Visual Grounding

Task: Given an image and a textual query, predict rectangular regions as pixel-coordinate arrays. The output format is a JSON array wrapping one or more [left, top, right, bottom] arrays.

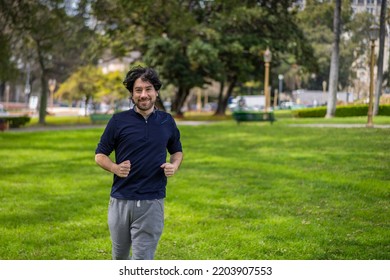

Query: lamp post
[[367, 24, 379, 128], [263, 47, 272, 112], [48, 79, 56, 110]]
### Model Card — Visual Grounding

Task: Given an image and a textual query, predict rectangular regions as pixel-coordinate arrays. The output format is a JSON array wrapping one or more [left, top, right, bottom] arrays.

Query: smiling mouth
[[137, 99, 152, 110]]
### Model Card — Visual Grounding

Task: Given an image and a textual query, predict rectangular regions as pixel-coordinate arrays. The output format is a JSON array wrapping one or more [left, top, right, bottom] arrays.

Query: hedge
[[292, 105, 390, 118]]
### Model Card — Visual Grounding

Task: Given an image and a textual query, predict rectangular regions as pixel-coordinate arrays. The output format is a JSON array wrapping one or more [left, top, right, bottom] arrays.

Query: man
[[95, 66, 183, 260]]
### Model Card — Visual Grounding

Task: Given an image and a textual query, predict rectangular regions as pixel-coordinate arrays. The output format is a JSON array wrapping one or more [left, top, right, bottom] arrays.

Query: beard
[[134, 98, 155, 112]]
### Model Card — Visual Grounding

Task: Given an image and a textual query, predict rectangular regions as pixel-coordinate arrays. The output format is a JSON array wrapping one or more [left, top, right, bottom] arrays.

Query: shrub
[[292, 105, 390, 118], [379, 104, 390, 115], [292, 107, 326, 118]]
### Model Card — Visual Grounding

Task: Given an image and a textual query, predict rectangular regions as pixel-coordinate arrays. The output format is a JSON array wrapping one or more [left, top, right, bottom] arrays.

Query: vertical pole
[[264, 62, 270, 112], [50, 88, 54, 110], [196, 88, 201, 112], [367, 40, 375, 128], [274, 89, 278, 107], [5, 83, 10, 109]]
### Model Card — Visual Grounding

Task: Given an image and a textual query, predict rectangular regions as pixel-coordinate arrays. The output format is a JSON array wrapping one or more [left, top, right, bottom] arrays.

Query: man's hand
[[115, 160, 131, 177], [95, 154, 131, 178], [160, 163, 177, 177]]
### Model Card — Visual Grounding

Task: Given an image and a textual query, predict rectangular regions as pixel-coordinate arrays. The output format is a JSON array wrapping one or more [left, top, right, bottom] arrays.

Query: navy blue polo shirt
[[95, 108, 182, 200]]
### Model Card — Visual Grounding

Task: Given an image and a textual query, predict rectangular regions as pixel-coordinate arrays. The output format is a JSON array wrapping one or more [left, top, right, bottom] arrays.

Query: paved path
[[288, 124, 390, 129], [5, 121, 390, 132], [6, 121, 214, 133]]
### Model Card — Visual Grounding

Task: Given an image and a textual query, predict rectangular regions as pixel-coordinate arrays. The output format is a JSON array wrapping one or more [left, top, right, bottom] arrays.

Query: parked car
[[279, 101, 306, 110]]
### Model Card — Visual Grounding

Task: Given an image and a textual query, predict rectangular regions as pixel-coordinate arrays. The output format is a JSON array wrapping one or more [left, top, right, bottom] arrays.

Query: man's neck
[[134, 106, 155, 119]]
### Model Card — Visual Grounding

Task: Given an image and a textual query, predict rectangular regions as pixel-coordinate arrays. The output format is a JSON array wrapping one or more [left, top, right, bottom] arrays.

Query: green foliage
[[295, 0, 371, 91], [292, 107, 327, 118], [93, 0, 316, 115], [56, 65, 102, 101], [378, 104, 390, 115], [0, 0, 102, 124], [0, 120, 389, 259], [56, 66, 128, 109], [144, 38, 196, 89], [187, 38, 221, 75], [95, 70, 128, 105], [0, 34, 18, 81], [292, 105, 390, 118]]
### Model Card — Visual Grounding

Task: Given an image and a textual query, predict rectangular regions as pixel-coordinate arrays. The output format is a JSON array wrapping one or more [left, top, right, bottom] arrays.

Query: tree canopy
[[1, 1, 386, 118], [0, 0, 100, 123], [91, 0, 316, 115]]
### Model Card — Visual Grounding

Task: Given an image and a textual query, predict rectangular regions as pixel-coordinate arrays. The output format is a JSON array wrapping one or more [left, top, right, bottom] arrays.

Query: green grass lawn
[[0, 117, 389, 260]]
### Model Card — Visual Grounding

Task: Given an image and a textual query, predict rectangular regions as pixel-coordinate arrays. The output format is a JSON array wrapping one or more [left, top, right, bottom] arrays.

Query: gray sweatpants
[[108, 197, 164, 260]]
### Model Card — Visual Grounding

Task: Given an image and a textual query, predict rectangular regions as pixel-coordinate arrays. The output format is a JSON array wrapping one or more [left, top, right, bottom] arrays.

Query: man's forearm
[[95, 153, 116, 173], [170, 152, 183, 171]]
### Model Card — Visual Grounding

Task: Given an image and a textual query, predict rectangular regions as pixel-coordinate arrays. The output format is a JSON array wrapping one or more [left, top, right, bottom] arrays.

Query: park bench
[[89, 113, 112, 124], [0, 116, 31, 131], [232, 111, 275, 124]]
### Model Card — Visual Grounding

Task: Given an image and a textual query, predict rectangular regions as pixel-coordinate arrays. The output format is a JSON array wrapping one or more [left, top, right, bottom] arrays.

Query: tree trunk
[[36, 40, 48, 125], [0, 82, 5, 101], [215, 76, 237, 116], [214, 80, 225, 115], [172, 86, 190, 117], [84, 96, 90, 116], [325, 0, 341, 118], [374, 0, 387, 116]]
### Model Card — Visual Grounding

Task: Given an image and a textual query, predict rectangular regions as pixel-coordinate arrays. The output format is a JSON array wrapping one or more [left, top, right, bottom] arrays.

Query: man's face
[[132, 78, 158, 113]]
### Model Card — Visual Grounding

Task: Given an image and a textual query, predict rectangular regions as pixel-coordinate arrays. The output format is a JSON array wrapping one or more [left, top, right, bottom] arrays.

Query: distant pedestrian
[[95, 66, 183, 260]]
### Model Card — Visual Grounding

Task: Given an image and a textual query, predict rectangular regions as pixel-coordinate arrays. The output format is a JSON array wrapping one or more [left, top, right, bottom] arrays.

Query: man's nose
[[140, 89, 148, 97]]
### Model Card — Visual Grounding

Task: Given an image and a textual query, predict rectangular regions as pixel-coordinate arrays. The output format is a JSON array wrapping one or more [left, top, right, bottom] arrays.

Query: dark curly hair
[[123, 66, 162, 94]]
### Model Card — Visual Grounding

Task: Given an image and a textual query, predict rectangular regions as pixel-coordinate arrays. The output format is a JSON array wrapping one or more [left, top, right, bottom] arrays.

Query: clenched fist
[[115, 160, 131, 178], [160, 162, 176, 177]]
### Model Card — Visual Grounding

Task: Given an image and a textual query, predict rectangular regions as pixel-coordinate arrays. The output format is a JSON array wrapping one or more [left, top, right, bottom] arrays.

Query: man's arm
[[170, 151, 183, 170], [95, 153, 131, 178], [160, 151, 183, 177]]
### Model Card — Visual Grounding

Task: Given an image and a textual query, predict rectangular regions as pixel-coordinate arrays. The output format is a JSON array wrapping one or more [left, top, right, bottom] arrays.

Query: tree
[[210, 2, 317, 115], [93, 0, 199, 116], [326, 0, 341, 118], [374, 0, 387, 115], [92, 0, 316, 116], [95, 70, 129, 111], [382, 7, 390, 91], [56, 66, 130, 115], [0, 33, 19, 101], [0, 0, 100, 124], [143, 36, 220, 116], [296, 0, 354, 93], [56, 65, 101, 116], [56, 66, 98, 113], [342, 12, 373, 96]]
